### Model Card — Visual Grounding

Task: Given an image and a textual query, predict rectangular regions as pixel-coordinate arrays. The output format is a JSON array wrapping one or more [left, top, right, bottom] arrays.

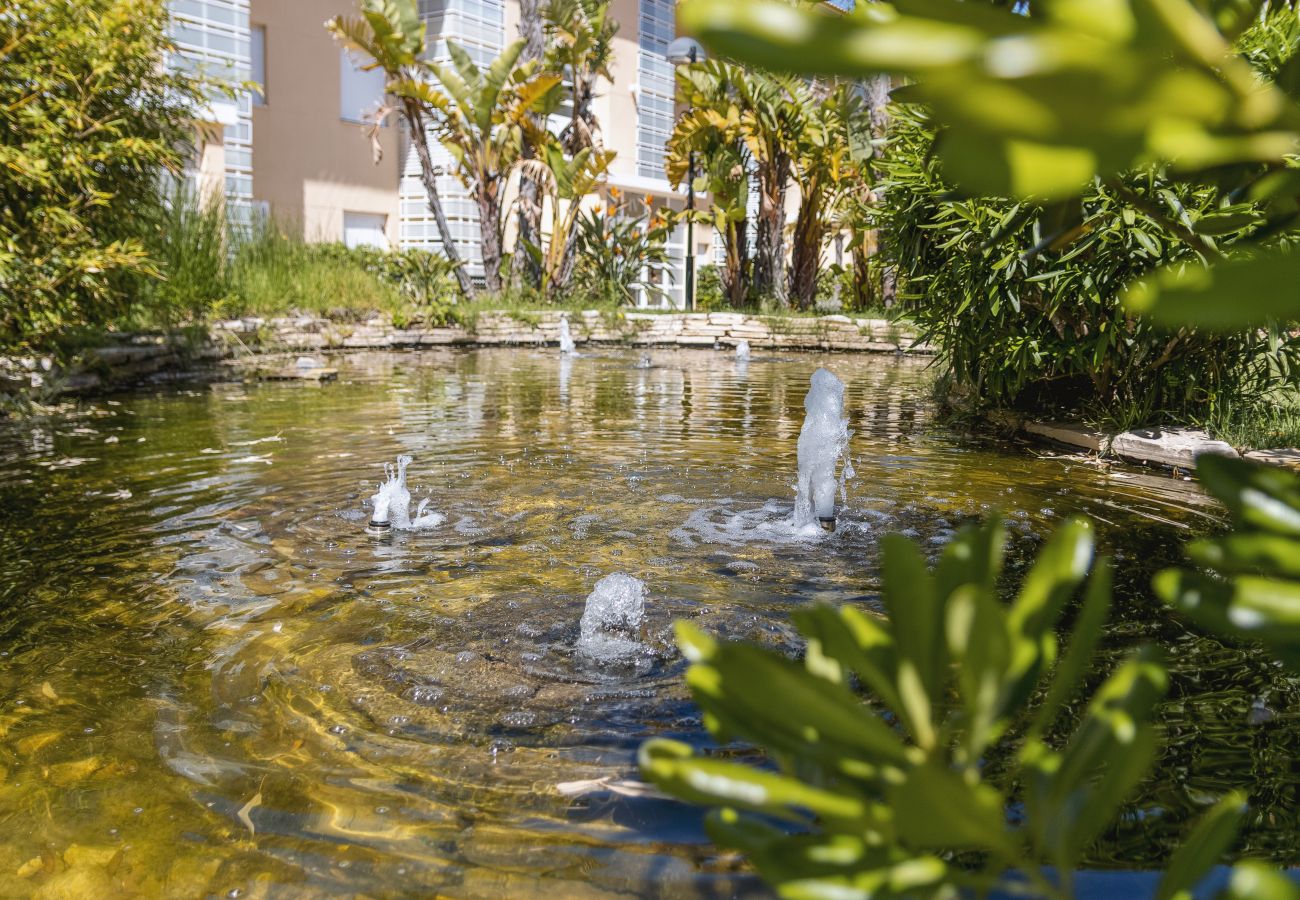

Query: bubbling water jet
[[367, 455, 445, 533], [577, 573, 647, 661], [793, 368, 855, 532], [735, 340, 751, 362]]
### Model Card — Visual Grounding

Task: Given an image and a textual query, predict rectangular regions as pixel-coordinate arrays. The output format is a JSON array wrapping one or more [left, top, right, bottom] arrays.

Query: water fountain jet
[[793, 368, 854, 533], [558, 317, 576, 356], [367, 455, 444, 533], [735, 340, 751, 362], [578, 573, 647, 660]]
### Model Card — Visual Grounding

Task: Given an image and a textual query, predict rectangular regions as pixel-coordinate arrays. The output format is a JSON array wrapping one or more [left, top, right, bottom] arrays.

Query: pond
[[0, 348, 1295, 897]]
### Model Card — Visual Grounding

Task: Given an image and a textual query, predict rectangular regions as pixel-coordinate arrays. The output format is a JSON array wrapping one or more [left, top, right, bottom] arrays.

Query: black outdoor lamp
[[666, 36, 707, 312]]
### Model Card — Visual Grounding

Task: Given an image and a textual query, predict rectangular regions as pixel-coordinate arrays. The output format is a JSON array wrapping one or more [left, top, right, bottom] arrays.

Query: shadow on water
[[0, 348, 1294, 897]]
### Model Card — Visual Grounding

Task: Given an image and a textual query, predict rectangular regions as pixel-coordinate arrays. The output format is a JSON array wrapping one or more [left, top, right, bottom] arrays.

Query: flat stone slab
[[1244, 448, 1300, 468], [254, 367, 338, 382], [1024, 421, 1105, 453], [1025, 421, 1239, 469], [1109, 427, 1238, 469]]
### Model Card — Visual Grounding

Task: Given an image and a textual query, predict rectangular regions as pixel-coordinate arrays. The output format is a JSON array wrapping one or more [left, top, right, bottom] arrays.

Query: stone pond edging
[[1, 310, 928, 401], [1015, 418, 1300, 472], [211, 309, 925, 355]]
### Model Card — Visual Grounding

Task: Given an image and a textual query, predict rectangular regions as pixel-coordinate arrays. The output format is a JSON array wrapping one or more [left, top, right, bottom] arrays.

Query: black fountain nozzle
[[818, 516, 836, 532], [366, 518, 392, 536]]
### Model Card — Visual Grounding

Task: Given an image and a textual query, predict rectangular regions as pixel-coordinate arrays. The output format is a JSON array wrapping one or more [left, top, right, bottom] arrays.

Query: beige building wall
[[250, 0, 400, 244]]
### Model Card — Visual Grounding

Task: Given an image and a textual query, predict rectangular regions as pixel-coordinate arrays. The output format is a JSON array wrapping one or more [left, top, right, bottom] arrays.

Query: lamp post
[[666, 37, 706, 312]]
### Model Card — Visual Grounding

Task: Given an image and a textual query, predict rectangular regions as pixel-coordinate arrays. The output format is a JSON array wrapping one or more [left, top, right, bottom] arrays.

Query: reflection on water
[[0, 348, 1294, 897]]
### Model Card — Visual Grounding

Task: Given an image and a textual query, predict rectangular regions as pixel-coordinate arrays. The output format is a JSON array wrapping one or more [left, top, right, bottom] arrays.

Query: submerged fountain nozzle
[[367, 493, 392, 535], [817, 516, 836, 532]]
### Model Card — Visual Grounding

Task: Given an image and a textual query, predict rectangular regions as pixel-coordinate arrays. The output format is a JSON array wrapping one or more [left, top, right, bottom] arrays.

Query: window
[[250, 25, 266, 105], [344, 212, 389, 250], [340, 49, 386, 123], [637, 0, 676, 181]]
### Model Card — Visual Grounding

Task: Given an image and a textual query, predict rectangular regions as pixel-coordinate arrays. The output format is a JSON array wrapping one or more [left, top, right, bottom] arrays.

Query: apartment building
[[168, 0, 706, 307]]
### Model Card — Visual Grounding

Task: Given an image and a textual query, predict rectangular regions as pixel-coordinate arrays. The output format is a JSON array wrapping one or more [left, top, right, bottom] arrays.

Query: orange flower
[[606, 205, 617, 216], [609, 186, 622, 199]]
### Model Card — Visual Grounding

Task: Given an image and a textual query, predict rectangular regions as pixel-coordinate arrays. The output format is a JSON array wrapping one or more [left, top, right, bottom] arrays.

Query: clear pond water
[[0, 348, 1295, 897]]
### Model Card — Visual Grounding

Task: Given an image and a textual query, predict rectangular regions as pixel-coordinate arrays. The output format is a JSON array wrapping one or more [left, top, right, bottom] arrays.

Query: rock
[[1109, 427, 1239, 468], [33, 864, 117, 900], [1024, 421, 1105, 453], [1244, 448, 1300, 468]]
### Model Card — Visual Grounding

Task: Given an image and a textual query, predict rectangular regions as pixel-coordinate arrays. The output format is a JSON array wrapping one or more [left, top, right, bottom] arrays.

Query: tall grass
[[224, 218, 406, 318], [127, 183, 231, 330]]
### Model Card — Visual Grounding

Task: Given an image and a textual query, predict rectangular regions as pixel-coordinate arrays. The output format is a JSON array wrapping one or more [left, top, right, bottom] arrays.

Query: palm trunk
[[556, 212, 582, 290], [478, 180, 504, 294], [788, 180, 824, 309], [864, 73, 895, 308], [753, 154, 789, 305], [724, 218, 748, 307], [511, 0, 545, 291], [403, 99, 475, 298]]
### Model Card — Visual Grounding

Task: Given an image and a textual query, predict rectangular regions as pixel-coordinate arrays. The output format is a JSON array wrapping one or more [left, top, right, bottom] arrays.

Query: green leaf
[[939, 129, 1102, 200], [1123, 248, 1300, 330], [1187, 533, 1300, 579], [639, 739, 871, 826], [1220, 862, 1300, 900], [1033, 649, 1167, 863], [888, 761, 1016, 856], [1194, 455, 1300, 536], [880, 534, 939, 746], [792, 604, 903, 716], [1008, 518, 1095, 641], [1153, 569, 1300, 669], [1154, 791, 1247, 900], [1027, 557, 1113, 742], [675, 622, 914, 769]]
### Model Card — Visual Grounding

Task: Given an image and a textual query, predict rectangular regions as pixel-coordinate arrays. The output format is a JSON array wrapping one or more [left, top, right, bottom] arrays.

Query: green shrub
[[0, 0, 216, 354], [695, 264, 726, 311], [572, 203, 674, 307], [642, 461, 1300, 897], [877, 101, 1300, 426]]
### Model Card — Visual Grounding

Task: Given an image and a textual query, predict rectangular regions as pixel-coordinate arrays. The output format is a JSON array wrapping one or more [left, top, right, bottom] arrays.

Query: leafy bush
[[0, 0, 215, 353], [695, 264, 726, 311], [571, 197, 674, 307], [876, 102, 1300, 426], [641, 493, 1300, 898], [643, 518, 1177, 898]]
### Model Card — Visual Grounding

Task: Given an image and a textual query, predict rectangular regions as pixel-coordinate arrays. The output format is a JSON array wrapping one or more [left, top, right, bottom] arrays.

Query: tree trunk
[[478, 180, 504, 294], [510, 0, 545, 291], [724, 218, 748, 308], [864, 73, 895, 308], [788, 181, 823, 309], [556, 211, 582, 291], [402, 99, 475, 298], [753, 154, 789, 305]]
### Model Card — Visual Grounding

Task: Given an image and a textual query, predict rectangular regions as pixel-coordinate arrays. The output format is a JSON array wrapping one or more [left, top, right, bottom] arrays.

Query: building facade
[[169, 0, 706, 307]]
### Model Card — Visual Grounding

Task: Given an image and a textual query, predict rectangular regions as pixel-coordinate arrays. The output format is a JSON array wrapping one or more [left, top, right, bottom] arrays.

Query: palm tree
[[544, 0, 618, 154], [511, 0, 547, 290], [668, 106, 751, 307], [518, 143, 616, 297], [326, 0, 474, 297], [397, 41, 559, 293], [788, 82, 870, 308], [678, 61, 809, 305]]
